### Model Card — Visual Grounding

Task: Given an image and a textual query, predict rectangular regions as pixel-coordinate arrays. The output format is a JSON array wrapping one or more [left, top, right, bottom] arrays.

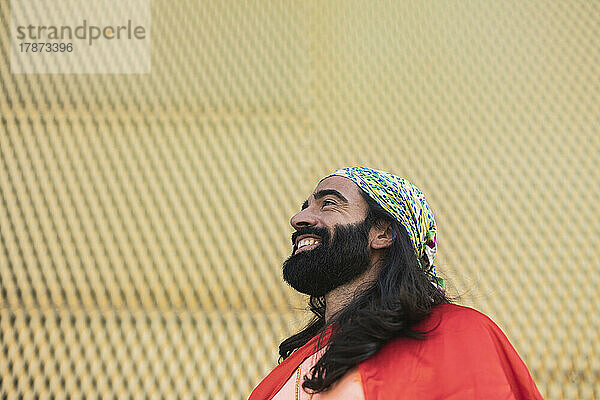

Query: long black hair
[[278, 189, 450, 393]]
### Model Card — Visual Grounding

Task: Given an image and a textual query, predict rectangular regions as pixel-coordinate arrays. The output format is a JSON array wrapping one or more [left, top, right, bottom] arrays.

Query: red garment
[[249, 304, 543, 399]]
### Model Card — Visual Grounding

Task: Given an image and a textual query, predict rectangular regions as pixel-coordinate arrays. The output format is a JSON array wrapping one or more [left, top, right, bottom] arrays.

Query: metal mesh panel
[[1, 1, 599, 398]]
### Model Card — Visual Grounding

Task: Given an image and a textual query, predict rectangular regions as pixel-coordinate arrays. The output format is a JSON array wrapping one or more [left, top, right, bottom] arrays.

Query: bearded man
[[249, 167, 542, 399]]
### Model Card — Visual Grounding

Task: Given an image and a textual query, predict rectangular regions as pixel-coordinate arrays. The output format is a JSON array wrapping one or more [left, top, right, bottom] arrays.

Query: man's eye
[[322, 199, 336, 207]]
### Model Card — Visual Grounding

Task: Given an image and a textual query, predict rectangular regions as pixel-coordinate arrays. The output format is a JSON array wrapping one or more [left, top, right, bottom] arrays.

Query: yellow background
[[1, 1, 599, 398]]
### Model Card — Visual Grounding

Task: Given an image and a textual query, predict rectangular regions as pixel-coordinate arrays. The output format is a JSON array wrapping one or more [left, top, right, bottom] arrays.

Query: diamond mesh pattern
[[1, 1, 599, 398]]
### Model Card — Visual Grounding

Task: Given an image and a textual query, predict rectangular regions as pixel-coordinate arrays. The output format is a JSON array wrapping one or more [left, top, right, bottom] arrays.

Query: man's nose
[[290, 208, 318, 230]]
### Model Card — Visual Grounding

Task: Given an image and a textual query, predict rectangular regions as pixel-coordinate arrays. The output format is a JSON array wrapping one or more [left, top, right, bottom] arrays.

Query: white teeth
[[297, 238, 320, 249]]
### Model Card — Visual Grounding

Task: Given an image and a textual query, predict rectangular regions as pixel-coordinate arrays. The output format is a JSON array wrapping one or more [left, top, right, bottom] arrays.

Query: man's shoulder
[[384, 303, 503, 351], [427, 303, 497, 328], [431, 302, 492, 318], [360, 303, 511, 377], [358, 306, 543, 398]]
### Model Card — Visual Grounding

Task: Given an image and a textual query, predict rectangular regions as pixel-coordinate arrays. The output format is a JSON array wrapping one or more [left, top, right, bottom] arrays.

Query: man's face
[[282, 176, 373, 297]]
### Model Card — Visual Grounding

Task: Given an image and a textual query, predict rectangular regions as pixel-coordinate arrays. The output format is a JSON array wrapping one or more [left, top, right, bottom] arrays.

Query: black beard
[[282, 219, 372, 297]]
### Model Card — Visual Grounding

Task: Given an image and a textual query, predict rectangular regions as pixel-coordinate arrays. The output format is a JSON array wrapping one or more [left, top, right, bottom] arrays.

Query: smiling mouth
[[295, 237, 321, 254]]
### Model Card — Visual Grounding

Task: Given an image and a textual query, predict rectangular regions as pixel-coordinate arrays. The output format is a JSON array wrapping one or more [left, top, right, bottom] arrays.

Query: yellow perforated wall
[[1, 1, 599, 399]]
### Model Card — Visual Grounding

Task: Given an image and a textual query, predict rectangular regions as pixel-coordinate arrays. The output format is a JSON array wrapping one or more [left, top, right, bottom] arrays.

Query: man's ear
[[370, 221, 394, 250]]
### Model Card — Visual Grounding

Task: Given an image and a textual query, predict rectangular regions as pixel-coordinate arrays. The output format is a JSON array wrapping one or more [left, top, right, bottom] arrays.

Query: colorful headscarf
[[322, 166, 444, 290]]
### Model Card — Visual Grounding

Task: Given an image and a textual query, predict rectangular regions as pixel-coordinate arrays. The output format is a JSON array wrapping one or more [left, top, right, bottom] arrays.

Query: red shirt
[[249, 304, 543, 399]]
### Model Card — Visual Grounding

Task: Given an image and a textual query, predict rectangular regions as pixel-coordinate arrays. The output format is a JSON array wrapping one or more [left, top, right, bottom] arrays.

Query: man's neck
[[324, 261, 381, 324]]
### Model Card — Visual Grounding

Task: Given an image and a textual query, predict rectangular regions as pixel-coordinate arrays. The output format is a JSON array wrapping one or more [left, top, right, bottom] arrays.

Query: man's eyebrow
[[301, 189, 348, 210], [313, 189, 348, 203], [301, 200, 309, 210]]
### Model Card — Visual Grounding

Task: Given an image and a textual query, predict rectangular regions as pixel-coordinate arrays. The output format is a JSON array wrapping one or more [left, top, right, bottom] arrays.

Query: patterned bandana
[[321, 166, 444, 290]]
